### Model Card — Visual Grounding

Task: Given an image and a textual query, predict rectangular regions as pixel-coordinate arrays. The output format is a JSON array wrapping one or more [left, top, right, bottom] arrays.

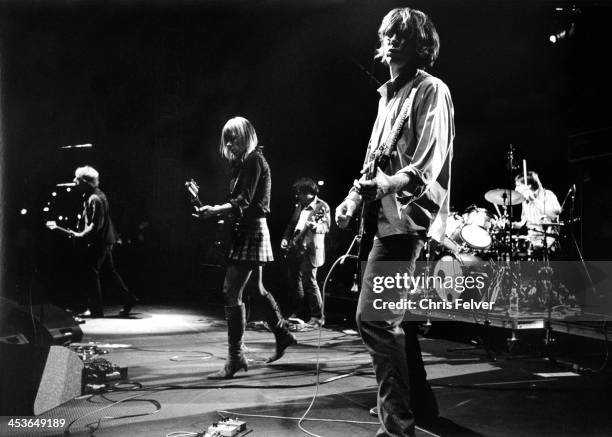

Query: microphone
[[56, 182, 77, 187], [60, 143, 93, 149]]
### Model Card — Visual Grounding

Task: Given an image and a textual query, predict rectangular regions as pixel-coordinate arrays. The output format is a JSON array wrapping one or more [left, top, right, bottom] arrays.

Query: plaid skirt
[[228, 218, 274, 263]]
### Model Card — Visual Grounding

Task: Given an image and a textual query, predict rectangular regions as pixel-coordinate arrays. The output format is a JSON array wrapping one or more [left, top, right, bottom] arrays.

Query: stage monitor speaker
[[0, 298, 83, 345], [0, 343, 84, 415]]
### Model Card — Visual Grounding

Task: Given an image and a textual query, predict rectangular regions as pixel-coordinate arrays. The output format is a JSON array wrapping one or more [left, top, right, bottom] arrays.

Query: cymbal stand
[[506, 145, 515, 261], [421, 240, 434, 332], [505, 145, 520, 350]]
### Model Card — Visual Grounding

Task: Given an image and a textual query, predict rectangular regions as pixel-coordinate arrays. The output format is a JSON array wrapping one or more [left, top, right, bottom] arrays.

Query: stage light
[[51, 192, 57, 197], [20, 209, 27, 215], [58, 215, 64, 220], [43, 207, 50, 212], [66, 187, 71, 192], [317, 180, 325, 186]]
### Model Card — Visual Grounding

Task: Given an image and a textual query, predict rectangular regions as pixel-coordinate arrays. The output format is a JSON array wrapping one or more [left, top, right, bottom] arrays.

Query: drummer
[[513, 171, 561, 250]]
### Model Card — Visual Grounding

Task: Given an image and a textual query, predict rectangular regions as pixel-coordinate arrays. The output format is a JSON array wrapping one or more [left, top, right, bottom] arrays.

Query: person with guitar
[[195, 116, 296, 379], [47, 166, 138, 318], [334, 8, 454, 437], [280, 178, 330, 327]]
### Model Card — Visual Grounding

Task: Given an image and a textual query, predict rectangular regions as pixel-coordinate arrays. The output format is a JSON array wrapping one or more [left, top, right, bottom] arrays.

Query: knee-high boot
[[208, 304, 248, 379], [259, 291, 297, 363]]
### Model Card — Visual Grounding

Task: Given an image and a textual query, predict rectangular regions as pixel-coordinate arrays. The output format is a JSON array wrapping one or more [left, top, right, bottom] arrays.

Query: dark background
[[1, 0, 611, 308]]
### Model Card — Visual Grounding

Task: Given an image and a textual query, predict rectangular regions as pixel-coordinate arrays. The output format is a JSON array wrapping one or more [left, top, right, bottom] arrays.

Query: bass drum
[[432, 253, 488, 303]]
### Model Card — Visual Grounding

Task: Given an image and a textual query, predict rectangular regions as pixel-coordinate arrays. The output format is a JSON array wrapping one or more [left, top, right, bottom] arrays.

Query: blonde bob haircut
[[74, 165, 100, 188], [219, 116, 258, 162]]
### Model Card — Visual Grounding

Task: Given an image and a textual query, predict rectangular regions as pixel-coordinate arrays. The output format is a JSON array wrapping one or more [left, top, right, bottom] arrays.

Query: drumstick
[[492, 202, 502, 218], [523, 159, 528, 184]]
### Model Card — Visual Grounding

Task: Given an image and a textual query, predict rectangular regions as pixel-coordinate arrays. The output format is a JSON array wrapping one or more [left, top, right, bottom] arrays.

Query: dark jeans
[[287, 253, 323, 319], [356, 235, 436, 437], [85, 244, 134, 317]]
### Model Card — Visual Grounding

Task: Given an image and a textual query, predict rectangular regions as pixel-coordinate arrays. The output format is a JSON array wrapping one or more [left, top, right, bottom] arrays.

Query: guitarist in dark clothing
[[281, 178, 330, 327], [334, 8, 454, 437], [196, 117, 296, 379], [69, 166, 137, 318]]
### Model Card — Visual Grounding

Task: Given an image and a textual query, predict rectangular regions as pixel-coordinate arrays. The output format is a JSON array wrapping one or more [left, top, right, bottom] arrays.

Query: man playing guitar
[[335, 8, 454, 436], [47, 166, 138, 318], [281, 178, 330, 327]]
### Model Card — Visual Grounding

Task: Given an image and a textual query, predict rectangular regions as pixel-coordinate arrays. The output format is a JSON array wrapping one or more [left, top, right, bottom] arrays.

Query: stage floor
[[3, 304, 612, 437]]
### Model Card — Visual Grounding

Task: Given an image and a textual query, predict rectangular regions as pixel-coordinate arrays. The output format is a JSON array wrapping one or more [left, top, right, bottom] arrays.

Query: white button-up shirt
[[350, 69, 455, 241]]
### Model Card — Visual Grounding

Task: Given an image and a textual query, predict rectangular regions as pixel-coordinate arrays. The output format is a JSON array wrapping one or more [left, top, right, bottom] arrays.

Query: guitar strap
[[357, 71, 427, 266], [370, 70, 428, 168]]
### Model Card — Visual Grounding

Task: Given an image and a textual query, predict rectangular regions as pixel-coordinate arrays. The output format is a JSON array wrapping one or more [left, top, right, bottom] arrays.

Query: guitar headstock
[[185, 178, 203, 207], [185, 179, 199, 196]]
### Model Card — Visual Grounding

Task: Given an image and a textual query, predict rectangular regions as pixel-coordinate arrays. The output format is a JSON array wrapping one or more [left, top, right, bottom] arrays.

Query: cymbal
[[484, 189, 525, 206]]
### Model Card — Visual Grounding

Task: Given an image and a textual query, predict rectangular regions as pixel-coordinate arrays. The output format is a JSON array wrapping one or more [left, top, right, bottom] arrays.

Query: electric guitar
[[357, 153, 388, 260], [46, 221, 75, 237], [283, 206, 328, 258]]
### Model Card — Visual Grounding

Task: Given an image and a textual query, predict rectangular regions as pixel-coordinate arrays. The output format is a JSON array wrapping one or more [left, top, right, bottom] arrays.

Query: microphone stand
[[505, 145, 521, 351], [506, 145, 514, 262], [559, 185, 574, 213], [567, 187, 597, 299]]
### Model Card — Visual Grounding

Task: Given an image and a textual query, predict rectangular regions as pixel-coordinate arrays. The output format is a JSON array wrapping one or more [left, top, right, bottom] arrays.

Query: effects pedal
[[204, 418, 247, 437]]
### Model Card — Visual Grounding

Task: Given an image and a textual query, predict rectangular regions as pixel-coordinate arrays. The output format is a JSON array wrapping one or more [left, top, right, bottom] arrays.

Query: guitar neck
[[53, 226, 73, 236]]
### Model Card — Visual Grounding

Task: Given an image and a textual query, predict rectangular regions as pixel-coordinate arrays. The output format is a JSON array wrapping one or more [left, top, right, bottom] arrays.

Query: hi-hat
[[484, 189, 525, 206], [527, 221, 564, 231]]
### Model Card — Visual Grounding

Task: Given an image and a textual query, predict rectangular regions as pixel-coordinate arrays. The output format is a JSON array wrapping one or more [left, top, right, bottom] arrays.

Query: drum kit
[[441, 187, 563, 261], [430, 186, 568, 310]]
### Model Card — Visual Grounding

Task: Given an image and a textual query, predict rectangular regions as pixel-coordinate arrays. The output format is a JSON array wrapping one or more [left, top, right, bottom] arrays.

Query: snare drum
[[461, 207, 494, 250]]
